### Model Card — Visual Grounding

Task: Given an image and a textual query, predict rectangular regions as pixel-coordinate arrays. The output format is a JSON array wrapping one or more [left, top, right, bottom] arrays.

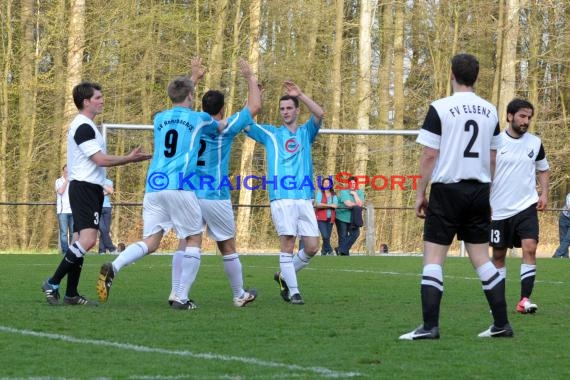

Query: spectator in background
[[335, 176, 365, 256], [315, 177, 337, 256], [55, 164, 74, 255], [553, 192, 570, 258], [98, 178, 117, 255]]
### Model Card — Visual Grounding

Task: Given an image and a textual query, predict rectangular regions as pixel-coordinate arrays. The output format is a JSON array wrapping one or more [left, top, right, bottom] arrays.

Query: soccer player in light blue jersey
[[169, 59, 262, 308], [97, 58, 226, 310], [246, 81, 325, 305]]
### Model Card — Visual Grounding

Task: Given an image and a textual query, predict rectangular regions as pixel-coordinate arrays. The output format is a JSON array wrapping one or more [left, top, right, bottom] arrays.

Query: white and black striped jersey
[[416, 92, 501, 184], [67, 113, 106, 186], [491, 130, 549, 220]]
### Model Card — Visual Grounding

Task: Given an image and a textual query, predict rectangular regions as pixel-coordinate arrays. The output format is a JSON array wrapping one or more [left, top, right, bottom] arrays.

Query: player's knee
[[303, 243, 320, 256]]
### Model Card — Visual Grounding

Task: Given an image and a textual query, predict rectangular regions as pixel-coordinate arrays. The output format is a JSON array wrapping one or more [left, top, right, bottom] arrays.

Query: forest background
[[1, 0, 569, 254]]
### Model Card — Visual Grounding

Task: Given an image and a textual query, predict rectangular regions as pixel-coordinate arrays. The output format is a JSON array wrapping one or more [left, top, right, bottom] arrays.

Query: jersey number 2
[[463, 120, 479, 158], [197, 139, 206, 167]]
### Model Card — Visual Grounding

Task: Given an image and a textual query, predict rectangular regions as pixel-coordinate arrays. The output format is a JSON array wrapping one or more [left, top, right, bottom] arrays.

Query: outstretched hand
[[238, 58, 254, 79], [190, 57, 206, 83], [127, 146, 152, 163]]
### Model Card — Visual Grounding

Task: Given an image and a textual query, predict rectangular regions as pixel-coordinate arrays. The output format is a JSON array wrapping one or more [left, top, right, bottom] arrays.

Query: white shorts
[[198, 199, 235, 241], [270, 199, 319, 237], [142, 190, 202, 239]]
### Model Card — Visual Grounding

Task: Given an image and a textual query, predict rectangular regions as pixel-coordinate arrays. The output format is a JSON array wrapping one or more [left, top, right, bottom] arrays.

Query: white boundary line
[[0, 326, 362, 379], [24, 261, 568, 285], [25, 262, 568, 285], [306, 267, 567, 285]]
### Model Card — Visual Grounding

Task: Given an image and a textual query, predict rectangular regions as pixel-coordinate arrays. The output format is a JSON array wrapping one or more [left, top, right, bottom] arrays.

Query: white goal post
[[102, 124, 474, 257]]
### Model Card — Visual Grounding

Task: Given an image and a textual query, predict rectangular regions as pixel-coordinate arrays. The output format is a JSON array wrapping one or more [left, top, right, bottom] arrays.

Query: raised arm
[[239, 58, 262, 117], [189, 57, 206, 86], [283, 80, 325, 123]]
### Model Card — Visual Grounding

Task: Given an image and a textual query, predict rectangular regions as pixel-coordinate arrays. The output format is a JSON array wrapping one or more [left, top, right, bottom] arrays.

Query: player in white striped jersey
[[490, 99, 550, 314], [400, 54, 512, 340], [42, 82, 151, 306]]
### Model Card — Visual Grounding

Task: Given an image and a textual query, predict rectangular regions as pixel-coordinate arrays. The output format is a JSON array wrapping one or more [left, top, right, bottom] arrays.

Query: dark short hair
[[167, 77, 194, 103], [279, 95, 299, 108], [348, 176, 356, 182], [72, 82, 102, 110], [202, 90, 225, 115], [451, 54, 479, 87], [506, 98, 534, 121], [320, 176, 335, 195]]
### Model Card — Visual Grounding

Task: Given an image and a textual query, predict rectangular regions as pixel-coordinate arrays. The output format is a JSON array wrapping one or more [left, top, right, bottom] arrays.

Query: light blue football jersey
[[145, 106, 218, 193], [245, 116, 321, 200], [194, 107, 254, 200]]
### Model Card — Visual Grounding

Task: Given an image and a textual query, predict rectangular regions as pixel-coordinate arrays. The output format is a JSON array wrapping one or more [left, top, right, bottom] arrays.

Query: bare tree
[[389, 0, 406, 249], [0, 0, 15, 248], [498, 0, 519, 123], [205, 0, 229, 89], [354, 0, 374, 176], [325, 0, 345, 175], [16, 0, 39, 248], [235, 0, 261, 249], [62, 0, 85, 160]]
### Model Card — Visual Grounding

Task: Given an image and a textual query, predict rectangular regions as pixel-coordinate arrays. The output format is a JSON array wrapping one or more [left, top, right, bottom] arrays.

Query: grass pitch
[[1, 253, 569, 379]]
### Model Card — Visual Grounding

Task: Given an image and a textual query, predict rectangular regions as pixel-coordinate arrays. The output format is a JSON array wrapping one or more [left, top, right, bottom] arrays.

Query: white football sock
[[170, 250, 184, 299], [112, 241, 148, 274], [280, 253, 298, 295], [293, 249, 311, 272], [223, 253, 244, 298], [175, 247, 201, 302]]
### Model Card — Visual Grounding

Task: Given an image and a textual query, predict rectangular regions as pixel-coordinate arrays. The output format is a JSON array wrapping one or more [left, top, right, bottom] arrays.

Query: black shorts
[[69, 180, 104, 232], [424, 180, 491, 245], [490, 204, 539, 249]]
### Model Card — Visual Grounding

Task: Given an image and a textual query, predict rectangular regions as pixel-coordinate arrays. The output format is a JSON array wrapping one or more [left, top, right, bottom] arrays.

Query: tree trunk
[[41, 0, 69, 250], [206, 0, 229, 89], [527, 0, 540, 109], [389, 0, 405, 250], [498, 0, 519, 122], [235, 0, 261, 250], [492, 0, 505, 105], [62, 0, 85, 160], [17, 0, 38, 248], [325, 0, 344, 176], [378, 1, 393, 130], [226, 0, 243, 118], [0, 0, 14, 249], [354, 0, 373, 176]]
